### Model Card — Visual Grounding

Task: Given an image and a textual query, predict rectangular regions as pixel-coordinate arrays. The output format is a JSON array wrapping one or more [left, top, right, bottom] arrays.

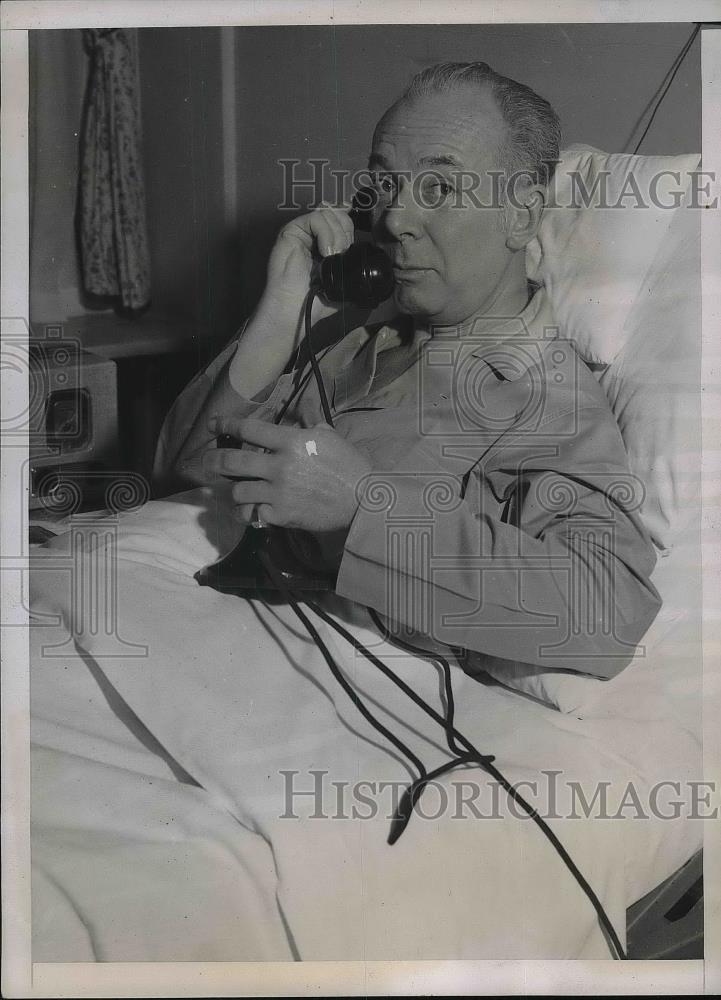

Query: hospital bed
[[28, 146, 706, 962]]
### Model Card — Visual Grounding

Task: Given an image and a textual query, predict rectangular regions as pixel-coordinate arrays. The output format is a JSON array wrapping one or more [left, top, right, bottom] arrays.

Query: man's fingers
[[305, 206, 354, 257], [317, 204, 355, 251], [203, 445, 273, 481], [277, 205, 353, 262], [312, 215, 351, 257], [231, 480, 271, 506], [234, 502, 276, 526], [255, 503, 275, 526], [234, 503, 258, 524], [210, 415, 287, 452]]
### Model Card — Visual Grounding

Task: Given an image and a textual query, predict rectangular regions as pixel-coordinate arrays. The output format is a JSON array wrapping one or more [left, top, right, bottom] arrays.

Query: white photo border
[[2, 2, 719, 996]]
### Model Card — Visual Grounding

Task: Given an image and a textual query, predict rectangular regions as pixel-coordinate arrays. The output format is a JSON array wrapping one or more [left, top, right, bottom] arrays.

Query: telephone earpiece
[[315, 187, 394, 309]]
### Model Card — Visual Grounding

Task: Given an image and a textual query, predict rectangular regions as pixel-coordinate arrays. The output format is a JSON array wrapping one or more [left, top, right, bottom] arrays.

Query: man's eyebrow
[[418, 154, 463, 168], [367, 153, 464, 170], [367, 153, 391, 170]]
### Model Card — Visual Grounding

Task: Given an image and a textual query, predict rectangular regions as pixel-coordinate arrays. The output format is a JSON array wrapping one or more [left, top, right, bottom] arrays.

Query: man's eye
[[373, 173, 396, 195], [430, 178, 454, 197], [419, 174, 454, 202]]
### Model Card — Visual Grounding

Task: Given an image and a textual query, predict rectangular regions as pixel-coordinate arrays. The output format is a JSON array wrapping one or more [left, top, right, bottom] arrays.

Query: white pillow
[[482, 146, 703, 713], [596, 199, 701, 552], [526, 145, 702, 558], [526, 145, 701, 366]]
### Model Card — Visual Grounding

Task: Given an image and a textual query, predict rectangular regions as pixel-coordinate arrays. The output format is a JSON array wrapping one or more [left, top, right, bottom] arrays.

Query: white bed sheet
[[29, 488, 703, 962]]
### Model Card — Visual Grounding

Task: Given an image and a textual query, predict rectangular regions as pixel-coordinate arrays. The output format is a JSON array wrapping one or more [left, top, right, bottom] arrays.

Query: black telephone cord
[[254, 286, 628, 960], [258, 551, 627, 960]]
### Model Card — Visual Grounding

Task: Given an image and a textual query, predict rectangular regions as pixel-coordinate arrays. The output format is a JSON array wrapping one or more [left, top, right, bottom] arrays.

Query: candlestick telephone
[[194, 187, 393, 595]]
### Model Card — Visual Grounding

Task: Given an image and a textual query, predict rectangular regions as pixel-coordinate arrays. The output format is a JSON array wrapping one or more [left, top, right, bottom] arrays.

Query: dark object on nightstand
[[28, 336, 119, 510], [29, 525, 59, 545], [627, 850, 703, 959]]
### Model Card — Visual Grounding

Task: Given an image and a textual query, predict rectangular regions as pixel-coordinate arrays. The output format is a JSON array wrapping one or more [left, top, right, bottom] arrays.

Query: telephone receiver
[[195, 187, 394, 595], [313, 186, 395, 309]]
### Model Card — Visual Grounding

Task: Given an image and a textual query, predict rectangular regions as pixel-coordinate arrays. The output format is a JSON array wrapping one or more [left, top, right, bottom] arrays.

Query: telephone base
[[194, 524, 336, 594]]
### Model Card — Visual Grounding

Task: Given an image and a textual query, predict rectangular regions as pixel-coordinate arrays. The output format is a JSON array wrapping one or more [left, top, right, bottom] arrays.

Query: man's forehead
[[371, 87, 507, 167]]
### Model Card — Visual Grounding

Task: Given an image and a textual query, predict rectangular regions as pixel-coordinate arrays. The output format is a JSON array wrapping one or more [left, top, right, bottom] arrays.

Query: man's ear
[[504, 181, 546, 251]]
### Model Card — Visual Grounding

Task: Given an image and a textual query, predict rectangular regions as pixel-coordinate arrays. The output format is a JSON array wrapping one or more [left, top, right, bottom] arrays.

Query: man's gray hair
[[402, 61, 562, 188]]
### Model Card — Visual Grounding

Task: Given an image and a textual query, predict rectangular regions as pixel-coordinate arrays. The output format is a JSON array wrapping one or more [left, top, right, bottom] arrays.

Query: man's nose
[[377, 178, 423, 243]]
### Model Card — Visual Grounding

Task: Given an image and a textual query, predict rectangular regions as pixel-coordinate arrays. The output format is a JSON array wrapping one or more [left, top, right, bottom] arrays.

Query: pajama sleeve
[[335, 403, 662, 679]]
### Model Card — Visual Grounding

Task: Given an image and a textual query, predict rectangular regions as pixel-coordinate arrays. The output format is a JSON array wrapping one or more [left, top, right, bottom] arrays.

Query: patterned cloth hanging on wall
[[78, 28, 151, 312]]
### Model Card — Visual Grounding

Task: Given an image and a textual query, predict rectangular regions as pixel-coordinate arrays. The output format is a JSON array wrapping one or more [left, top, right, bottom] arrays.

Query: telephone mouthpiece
[[318, 242, 395, 309]]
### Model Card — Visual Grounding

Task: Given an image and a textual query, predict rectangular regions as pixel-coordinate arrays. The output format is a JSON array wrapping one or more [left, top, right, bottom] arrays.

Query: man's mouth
[[392, 265, 432, 278]]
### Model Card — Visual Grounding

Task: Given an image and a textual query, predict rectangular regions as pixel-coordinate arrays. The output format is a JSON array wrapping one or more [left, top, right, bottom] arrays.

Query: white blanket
[[29, 488, 703, 962]]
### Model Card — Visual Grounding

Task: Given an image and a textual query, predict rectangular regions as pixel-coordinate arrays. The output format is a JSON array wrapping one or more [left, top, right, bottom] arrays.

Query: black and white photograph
[[2, 2, 720, 996]]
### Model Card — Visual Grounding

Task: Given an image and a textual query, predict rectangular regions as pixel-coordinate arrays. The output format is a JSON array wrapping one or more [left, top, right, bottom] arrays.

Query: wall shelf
[[40, 312, 198, 360]]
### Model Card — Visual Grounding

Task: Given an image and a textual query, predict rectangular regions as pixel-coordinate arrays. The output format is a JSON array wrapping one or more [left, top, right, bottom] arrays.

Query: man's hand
[[228, 204, 355, 400], [202, 416, 372, 533], [264, 203, 355, 316]]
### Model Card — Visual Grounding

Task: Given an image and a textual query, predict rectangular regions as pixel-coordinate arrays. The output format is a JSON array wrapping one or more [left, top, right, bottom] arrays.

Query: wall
[[29, 30, 88, 325], [232, 21, 701, 315], [138, 26, 232, 354], [29, 23, 702, 345], [29, 26, 232, 361]]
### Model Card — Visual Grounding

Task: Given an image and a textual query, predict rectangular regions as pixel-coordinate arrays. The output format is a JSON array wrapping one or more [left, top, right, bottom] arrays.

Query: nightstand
[[60, 313, 201, 489]]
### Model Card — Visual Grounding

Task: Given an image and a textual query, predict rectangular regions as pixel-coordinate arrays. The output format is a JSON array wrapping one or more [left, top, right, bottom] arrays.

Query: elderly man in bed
[[156, 61, 661, 679]]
